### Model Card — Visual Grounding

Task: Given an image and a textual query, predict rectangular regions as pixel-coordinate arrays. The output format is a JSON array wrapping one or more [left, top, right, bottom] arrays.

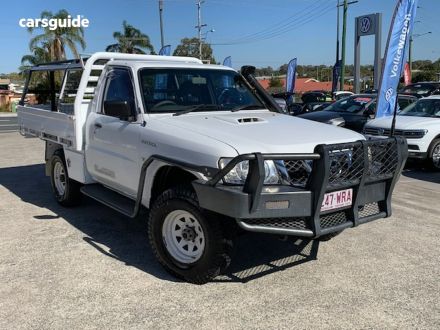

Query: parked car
[[298, 94, 417, 132], [17, 53, 407, 283], [362, 89, 378, 94], [300, 90, 333, 113], [400, 82, 440, 98], [333, 91, 354, 101], [364, 95, 440, 170]]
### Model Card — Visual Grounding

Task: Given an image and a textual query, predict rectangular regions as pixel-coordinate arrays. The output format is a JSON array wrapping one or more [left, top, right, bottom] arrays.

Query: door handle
[[94, 123, 102, 129]]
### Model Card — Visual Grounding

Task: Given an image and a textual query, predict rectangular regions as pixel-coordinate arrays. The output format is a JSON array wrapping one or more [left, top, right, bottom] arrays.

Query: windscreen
[[139, 68, 264, 113], [401, 84, 436, 97], [399, 99, 440, 118], [324, 95, 374, 113]]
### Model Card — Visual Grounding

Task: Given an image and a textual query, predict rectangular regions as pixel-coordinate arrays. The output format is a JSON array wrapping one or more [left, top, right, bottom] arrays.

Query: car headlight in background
[[219, 158, 280, 185]]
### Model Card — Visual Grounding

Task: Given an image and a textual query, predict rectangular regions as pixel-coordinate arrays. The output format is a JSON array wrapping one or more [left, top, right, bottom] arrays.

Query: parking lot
[[0, 131, 439, 329]]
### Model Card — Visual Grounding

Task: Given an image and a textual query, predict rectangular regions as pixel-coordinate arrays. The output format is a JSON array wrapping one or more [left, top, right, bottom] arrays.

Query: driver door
[[85, 67, 142, 197]]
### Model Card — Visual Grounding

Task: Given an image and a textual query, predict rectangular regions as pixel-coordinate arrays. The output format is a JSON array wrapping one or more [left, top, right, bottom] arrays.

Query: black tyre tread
[[427, 138, 440, 171], [148, 186, 232, 284], [50, 150, 82, 207]]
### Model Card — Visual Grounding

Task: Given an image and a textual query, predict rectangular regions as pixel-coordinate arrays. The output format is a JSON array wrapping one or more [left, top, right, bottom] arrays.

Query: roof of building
[[256, 76, 351, 93]]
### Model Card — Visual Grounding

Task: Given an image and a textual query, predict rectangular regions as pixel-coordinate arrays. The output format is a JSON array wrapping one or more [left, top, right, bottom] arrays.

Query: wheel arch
[[148, 165, 199, 208]]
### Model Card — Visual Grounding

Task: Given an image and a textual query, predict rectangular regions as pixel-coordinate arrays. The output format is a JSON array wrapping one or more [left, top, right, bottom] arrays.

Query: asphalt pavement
[[0, 132, 439, 329], [0, 114, 18, 133]]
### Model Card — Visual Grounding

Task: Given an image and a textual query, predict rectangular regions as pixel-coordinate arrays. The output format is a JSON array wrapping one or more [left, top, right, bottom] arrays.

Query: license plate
[[321, 188, 353, 212]]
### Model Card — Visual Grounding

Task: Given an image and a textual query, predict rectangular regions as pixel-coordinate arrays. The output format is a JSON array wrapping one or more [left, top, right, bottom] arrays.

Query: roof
[[26, 52, 206, 72], [256, 77, 351, 93], [108, 60, 235, 71], [0, 79, 11, 84]]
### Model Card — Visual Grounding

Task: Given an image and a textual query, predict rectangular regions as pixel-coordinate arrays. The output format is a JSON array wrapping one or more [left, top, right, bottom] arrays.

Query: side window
[[102, 68, 135, 118]]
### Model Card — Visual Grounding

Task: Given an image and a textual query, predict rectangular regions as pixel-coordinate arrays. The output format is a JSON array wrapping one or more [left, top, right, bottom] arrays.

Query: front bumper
[[193, 137, 408, 238]]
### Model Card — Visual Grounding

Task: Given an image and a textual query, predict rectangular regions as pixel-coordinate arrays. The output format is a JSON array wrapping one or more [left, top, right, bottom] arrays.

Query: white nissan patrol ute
[[17, 52, 407, 283]]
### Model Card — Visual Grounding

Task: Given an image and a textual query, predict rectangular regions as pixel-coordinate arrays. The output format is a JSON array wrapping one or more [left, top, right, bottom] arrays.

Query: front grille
[[242, 217, 310, 230], [364, 127, 426, 139], [359, 202, 380, 218], [320, 211, 348, 228], [284, 160, 312, 188], [327, 145, 364, 188]]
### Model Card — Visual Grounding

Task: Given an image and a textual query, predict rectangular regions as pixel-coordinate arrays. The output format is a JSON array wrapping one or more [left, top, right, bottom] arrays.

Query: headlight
[[219, 158, 280, 185]]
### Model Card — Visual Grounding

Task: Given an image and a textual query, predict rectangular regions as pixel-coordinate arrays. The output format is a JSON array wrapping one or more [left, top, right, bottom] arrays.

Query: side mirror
[[104, 100, 136, 121]]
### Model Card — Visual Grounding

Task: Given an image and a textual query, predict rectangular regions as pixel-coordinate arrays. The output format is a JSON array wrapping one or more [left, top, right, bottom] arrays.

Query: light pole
[[409, 31, 432, 73], [340, 0, 358, 91], [336, 1, 340, 62], [159, 0, 164, 49], [202, 29, 215, 41], [195, 1, 207, 60]]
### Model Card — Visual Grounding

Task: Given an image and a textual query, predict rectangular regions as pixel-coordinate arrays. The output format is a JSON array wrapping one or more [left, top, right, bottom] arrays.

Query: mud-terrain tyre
[[148, 186, 232, 284], [50, 150, 82, 207]]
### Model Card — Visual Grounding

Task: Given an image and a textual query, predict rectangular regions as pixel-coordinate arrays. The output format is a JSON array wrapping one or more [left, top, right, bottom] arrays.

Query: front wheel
[[148, 186, 232, 284], [427, 139, 440, 171]]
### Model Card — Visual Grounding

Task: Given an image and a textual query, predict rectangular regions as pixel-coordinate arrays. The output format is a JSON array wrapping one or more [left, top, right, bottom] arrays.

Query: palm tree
[[28, 10, 86, 61], [106, 21, 154, 54], [19, 43, 51, 73]]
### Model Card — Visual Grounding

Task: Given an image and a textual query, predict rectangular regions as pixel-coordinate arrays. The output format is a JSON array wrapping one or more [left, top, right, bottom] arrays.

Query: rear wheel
[[148, 186, 232, 284], [50, 151, 82, 206], [427, 139, 440, 171]]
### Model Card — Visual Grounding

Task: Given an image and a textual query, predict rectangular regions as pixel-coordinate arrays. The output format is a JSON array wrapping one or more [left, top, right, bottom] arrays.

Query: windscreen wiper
[[173, 104, 219, 116], [231, 104, 264, 112]]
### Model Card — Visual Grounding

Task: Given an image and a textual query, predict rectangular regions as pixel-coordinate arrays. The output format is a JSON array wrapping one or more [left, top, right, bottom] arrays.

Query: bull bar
[[193, 137, 408, 238]]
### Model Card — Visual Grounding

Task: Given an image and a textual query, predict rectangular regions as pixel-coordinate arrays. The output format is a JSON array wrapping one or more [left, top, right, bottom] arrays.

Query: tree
[[173, 38, 216, 64], [20, 44, 51, 73], [106, 21, 154, 54], [255, 66, 274, 77], [412, 71, 437, 83], [28, 10, 86, 61], [278, 64, 288, 75], [269, 76, 283, 88]]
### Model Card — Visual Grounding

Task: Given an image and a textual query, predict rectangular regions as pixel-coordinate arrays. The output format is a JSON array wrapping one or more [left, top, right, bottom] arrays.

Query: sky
[[1, 0, 439, 73]]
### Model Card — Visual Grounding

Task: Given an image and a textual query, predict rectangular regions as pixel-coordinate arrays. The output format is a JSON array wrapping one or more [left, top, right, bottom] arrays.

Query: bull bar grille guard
[[192, 137, 408, 238]]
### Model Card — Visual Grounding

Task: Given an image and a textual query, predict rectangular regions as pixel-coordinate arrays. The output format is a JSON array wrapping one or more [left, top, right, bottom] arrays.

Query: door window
[[102, 68, 135, 118]]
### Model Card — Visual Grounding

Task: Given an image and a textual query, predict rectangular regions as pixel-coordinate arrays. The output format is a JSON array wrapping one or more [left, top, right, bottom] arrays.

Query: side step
[[80, 184, 137, 218]]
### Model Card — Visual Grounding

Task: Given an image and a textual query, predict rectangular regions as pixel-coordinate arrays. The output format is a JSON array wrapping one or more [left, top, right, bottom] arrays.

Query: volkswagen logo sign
[[360, 17, 371, 33], [379, 128, 385, 136], [385, 87, 394, 101]]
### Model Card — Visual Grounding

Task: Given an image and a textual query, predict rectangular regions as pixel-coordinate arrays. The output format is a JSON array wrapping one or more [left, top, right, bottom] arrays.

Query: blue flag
[[376, 0, 418, 118], [223, 56, 232, 68], [159, 45, 171, 56], [286, 58, 297, 93]]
